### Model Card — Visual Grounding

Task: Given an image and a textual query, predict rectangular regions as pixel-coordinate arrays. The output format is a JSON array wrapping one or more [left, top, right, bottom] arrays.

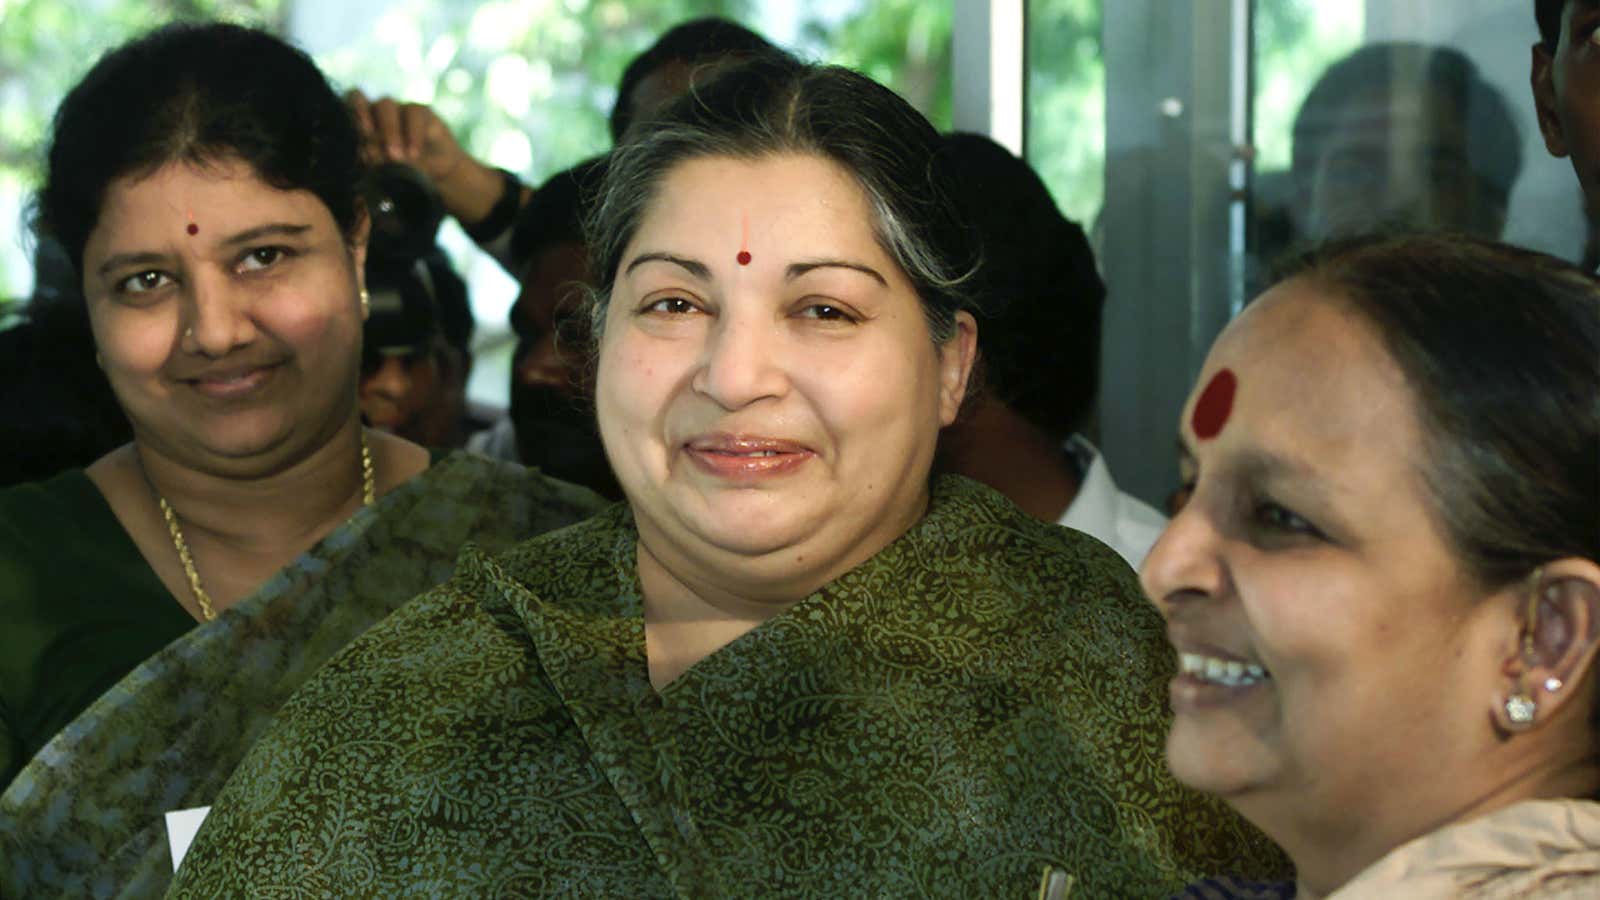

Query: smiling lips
[[181, 362, 281, 400], [685, 434, 815, 479], [1168, 642, 1273, 712]]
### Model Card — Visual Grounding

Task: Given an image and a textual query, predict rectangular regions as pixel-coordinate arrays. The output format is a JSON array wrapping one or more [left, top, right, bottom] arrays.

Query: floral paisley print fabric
[[0, 452, 604, 899], [171, 475, 1286, 897]]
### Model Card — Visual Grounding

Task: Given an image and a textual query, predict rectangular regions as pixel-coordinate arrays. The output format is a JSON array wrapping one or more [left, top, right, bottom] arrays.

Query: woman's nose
[[181, 274, 257, 356], [692, 311, 788, 410], [1139, 497, 1227, 616]]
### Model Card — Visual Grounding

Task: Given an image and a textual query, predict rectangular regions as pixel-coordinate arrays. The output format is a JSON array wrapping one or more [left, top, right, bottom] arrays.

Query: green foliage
[[0, 0, 285, 178], [800, 0, 952, 128], [1024, 0, 1104, 225], [1253, 0, 1363, 172], [314, 0, 752, 181]]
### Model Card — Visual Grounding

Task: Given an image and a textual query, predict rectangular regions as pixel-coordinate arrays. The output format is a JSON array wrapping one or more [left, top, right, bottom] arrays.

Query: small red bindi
[[186, 223, 199, 236], [736, 250, 752, 266], [1191, 368, 1237, 440]]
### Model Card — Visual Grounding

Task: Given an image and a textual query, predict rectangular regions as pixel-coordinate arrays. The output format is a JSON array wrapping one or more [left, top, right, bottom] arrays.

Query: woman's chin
[[1164, 720, 1273, 801]]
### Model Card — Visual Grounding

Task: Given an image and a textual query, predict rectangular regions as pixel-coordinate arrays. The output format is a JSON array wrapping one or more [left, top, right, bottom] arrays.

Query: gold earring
[[360, 288, 370, 317]]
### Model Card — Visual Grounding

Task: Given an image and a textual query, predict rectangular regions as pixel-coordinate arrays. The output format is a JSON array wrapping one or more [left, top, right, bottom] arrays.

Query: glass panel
[[1250, 0, 1581, 272]]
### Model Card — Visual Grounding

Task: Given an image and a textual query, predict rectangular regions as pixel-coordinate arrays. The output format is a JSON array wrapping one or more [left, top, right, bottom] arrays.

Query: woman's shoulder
[[924, 473, 1144, 600], [0, 467, 101, 529], [0, 467, 138, 574]]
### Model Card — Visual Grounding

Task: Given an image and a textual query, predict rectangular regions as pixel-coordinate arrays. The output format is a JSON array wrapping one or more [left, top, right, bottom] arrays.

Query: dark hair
[[609, 17, 779, 143], [587, 54, 984, 347], [1291, 43, 1522, 203], [940, 132, 1104, 437], [509, 156, 609, 272], [1274, 233, 1599, 589], [33, 22, 367, 278], [1537, 0, 1565, 52]]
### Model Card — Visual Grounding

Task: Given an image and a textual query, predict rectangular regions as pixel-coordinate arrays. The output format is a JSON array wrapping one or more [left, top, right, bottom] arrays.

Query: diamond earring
[[1505, 693, 1537, 726]]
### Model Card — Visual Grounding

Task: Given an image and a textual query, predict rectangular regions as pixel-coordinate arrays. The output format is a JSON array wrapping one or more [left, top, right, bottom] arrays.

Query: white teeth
[[1179, 652, 1269, 687]]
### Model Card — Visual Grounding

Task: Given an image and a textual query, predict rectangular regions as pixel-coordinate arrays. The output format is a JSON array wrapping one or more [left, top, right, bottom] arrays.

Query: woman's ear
[[1493, 558, 1600, 734], [937, 311, 979, 427]]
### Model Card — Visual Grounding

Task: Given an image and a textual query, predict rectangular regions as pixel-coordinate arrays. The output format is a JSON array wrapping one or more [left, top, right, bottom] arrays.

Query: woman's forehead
[[645, 154, 871, 230], [1191, 282, 1418, 458]]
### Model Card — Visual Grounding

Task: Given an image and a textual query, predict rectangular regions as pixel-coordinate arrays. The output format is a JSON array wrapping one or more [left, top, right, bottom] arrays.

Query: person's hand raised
[[346, 90, 471, 187], [345, 89, 514, 230]]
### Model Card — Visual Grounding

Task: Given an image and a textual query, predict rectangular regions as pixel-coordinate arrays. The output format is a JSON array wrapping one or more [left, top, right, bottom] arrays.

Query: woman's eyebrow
[[96, 251, 168, 278], [217, 222, 312, 248], [785, 259, 887, 286], [623, 252, 709, 279]]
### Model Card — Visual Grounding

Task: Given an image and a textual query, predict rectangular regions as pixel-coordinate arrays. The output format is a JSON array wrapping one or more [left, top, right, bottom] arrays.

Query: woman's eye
[[797, 303, 856, 323], [1253, 501, 1322, 539], [239, 246, 288, 272], [116, 270, 172, 295], [644, 296, 698, 315]]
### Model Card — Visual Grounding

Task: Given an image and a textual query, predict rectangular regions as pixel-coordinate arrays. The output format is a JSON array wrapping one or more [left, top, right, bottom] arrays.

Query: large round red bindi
[[186, 223, 199, 236], [1191, 368, 1237, 440], [736, 250, 752, 266]]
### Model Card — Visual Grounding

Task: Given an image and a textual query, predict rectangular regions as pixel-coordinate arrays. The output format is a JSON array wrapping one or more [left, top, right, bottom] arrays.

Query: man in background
[[1534, 0, 1600, 268]]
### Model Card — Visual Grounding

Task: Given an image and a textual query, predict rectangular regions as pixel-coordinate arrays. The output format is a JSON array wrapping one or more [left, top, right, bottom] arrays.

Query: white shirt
[[1056, 435, 1167, 569]]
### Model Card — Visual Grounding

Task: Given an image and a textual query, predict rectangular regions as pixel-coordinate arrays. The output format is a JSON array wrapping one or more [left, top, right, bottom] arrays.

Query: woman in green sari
[[172, 53, 1284, 896], [0, 23, 602, 897]]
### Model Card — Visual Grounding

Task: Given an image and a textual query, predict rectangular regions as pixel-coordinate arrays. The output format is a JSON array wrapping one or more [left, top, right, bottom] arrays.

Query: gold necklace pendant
[[155, 429, 377, 621]]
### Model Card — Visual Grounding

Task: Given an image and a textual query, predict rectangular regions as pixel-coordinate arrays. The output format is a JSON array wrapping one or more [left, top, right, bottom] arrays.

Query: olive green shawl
[[171, 475, 1283, 896]]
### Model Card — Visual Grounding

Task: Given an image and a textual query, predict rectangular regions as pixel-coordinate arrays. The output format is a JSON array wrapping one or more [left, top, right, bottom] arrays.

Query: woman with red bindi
[[0, 23, 603, 897], [1150, 233, 1600, 898]]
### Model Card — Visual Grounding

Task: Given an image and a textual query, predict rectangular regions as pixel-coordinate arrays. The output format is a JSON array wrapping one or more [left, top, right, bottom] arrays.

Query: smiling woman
[[170, 53, 1285, 896], [1151, 233, 1600, 899], [0, 22, 604, 897]]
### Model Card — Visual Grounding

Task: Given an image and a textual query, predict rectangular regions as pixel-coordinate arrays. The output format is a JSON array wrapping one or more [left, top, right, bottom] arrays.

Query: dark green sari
[[172, 475, 1284, 897]]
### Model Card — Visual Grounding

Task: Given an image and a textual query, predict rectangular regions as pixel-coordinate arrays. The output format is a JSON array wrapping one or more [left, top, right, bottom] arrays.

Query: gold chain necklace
[[156, 430, 376, 621]]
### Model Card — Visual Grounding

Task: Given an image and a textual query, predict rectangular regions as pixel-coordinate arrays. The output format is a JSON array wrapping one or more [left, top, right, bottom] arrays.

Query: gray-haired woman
[[173, 54, 1284, 896]]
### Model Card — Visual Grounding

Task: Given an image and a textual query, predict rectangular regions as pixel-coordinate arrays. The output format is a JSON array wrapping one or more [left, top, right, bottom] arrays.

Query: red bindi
[[186, 223, 199, 236], [736, 213, 751, 266], [1191, 368, 1237, 440]]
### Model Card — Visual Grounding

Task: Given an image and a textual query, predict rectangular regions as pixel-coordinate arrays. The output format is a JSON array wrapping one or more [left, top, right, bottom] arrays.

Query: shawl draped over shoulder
[[171, 475, 1286, 897], [0, 452, 604, 898]]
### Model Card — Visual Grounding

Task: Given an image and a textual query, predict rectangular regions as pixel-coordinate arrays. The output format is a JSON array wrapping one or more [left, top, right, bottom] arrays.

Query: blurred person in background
[[1255, 43, 1523, 268], [1534, 0, 1600, 269], [935, 132, 1165, 568]]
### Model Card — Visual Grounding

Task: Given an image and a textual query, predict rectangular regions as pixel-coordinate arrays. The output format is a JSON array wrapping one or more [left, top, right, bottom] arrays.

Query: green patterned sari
[[171, 475, 1286, 897], [0, 452, 604, 899]]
